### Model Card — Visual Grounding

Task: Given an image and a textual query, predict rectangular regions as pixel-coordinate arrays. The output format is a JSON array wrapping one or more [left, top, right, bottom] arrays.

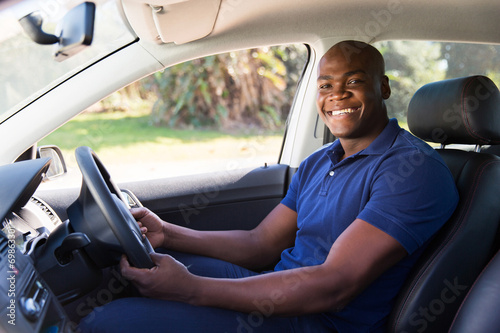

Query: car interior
[[1, 0, 500, 332], [388, 75, 500, 332]]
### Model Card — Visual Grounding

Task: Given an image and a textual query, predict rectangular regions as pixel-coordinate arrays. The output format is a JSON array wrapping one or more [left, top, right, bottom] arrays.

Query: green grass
[[41, 111, 282, 150], [39, 111, 284, 186], [42, 112, 250, 150]]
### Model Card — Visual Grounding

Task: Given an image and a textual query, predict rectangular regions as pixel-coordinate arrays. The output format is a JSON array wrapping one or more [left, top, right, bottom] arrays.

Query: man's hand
[[131, 207, 167, 249], [120, 253, 197, 303]]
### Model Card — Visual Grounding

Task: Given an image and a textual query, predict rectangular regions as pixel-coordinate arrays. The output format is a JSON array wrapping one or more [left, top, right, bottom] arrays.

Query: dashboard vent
[[30, 196, 61, 227]]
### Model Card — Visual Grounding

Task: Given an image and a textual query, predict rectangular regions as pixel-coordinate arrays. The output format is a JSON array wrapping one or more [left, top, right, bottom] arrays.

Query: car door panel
[[122, 163, 290, 231], [36, 163, 290, 232]]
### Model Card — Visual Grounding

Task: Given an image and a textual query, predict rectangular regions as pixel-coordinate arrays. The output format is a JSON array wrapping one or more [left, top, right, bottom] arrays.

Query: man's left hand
[[120, 252, 196, 302]]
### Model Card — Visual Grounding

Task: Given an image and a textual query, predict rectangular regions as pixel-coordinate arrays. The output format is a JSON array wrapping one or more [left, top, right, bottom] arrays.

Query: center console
[[0, 235, 72, 333]]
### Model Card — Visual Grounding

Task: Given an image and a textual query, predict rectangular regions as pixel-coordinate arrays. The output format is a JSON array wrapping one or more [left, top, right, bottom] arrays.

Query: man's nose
[[328, 86, 347, 100]]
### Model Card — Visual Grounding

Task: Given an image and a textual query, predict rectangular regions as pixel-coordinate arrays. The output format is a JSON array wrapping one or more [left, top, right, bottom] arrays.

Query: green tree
[[376, 41, 445, 120], [142, 45, 307, 130], [441, 43, 500, 86]]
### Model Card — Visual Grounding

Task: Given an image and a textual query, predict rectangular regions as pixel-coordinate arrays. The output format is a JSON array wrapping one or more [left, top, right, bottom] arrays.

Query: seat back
[[388, 76, 500, 332]]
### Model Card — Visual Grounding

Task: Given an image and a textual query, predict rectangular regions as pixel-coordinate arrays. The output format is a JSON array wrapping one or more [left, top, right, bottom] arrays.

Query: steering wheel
[[67, 146, 154, 269]]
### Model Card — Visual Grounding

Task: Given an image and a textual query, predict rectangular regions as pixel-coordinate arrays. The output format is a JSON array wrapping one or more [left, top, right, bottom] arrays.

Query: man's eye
[[319, 83, 331, 89], [348, 79, 362, 84]]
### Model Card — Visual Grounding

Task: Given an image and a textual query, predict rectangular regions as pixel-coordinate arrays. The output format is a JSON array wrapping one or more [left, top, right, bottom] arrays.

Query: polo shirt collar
[[326, 118, 401, 162], [361, 118, 401, 155]]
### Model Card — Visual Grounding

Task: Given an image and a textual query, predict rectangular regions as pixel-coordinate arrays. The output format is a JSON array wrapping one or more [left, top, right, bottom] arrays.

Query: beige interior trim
[[121, 0, 221, 44]]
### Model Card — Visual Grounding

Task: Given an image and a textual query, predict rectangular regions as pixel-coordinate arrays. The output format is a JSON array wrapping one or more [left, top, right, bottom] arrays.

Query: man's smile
[[325, 107, 361, 117]]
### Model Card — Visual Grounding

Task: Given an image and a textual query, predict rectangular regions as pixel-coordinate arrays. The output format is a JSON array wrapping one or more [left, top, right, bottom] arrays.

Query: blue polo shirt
[[276, 118, 458, 332]]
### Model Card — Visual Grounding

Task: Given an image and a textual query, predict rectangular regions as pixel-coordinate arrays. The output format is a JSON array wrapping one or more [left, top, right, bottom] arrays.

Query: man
[[79, 41, 458, 332]]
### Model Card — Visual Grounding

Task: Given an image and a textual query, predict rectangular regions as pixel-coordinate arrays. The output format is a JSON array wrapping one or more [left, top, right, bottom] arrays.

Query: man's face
[[316, 48, 390, 142]]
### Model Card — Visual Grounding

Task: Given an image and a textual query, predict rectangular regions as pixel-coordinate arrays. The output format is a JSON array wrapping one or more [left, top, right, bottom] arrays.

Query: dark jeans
[[77, 250, 332, 333]]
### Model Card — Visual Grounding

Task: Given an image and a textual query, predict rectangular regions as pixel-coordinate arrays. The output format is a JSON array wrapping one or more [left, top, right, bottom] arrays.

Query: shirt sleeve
[[358, 148, 459, 254]]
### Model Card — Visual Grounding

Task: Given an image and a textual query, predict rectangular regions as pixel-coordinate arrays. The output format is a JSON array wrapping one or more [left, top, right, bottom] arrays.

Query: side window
[[39, 44, 309, 188], [373, 41, 500, 129]]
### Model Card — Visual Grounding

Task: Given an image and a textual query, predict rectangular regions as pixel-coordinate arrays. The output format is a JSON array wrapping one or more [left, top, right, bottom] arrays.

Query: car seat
[[448, 247, 500, 332], [387, 75, 500, 332]]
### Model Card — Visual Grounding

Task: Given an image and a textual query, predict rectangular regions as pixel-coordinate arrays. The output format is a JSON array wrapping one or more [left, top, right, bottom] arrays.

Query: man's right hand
[[130, 207, 167, 249]]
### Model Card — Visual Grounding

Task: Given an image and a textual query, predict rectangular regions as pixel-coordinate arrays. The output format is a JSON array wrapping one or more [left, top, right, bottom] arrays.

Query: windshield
[[0, 0, 136, 123]]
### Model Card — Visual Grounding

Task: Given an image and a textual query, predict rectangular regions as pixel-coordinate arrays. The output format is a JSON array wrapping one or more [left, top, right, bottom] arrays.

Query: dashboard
[[0, 158, 72, 332], [2, 197, 62, 255]]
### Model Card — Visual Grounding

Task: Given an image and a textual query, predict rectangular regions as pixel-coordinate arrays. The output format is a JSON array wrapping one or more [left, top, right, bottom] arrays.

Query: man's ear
[[381, 75, 391, 99]]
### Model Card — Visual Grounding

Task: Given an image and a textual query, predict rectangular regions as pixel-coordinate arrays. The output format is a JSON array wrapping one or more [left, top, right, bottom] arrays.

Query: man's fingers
[[120, 255, 149, 282], [120, 254, 161, 276], [120, 255, 134, 280], [130, 207, 148, 220], [150, 252, 185, 269]]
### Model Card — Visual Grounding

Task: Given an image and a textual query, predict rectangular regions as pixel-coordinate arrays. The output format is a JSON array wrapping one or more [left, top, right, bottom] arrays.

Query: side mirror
[[37, 146, 67, 180]]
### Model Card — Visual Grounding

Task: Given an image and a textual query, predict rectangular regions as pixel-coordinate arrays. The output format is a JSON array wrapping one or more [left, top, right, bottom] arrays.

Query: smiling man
[[316, 41, 391, 156], [79, 41, 458, 333]]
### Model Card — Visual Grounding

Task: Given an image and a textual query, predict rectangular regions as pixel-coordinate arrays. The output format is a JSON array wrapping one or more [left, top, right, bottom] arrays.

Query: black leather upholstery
[[449, 249, 500, 333], [408, 76, 500, 145], [387, 76, 500, 332], [482, 144, 500, 157]]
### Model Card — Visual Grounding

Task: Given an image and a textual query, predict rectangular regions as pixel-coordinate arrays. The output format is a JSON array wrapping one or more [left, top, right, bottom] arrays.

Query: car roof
[[124, 0, 500, 66]]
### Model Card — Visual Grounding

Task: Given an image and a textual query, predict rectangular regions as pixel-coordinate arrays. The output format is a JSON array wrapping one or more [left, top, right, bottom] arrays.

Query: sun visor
[[121, 0, 222, 44]]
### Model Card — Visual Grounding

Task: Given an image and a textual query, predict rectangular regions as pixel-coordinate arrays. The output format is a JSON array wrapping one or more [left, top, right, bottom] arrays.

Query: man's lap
[[78, 297, 300, 332]]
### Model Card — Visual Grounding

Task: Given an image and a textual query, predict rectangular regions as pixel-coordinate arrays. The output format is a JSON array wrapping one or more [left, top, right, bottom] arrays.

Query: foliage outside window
[[375, 41, 500, 123], [98, 45, 307, 131]]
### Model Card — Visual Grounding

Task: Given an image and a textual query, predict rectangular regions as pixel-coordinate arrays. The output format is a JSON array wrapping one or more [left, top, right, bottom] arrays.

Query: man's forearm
[[189, 264, 350, 316]]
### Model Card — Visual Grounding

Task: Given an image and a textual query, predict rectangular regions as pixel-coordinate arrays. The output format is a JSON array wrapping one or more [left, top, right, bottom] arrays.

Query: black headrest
[[408, 76, 500, 145]]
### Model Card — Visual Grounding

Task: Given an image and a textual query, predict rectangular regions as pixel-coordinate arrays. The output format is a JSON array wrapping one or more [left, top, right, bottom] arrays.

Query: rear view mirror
[[19, 2, 96, 62], [54, 2, 95, 61]]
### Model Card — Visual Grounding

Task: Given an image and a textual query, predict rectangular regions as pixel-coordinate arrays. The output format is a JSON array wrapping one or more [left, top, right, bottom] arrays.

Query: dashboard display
[[0, 197, 61, 254]]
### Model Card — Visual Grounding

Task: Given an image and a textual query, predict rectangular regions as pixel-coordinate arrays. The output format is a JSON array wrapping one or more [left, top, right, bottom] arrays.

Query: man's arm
[[133, 203, 298, 270], [121, 218, 407, 315]]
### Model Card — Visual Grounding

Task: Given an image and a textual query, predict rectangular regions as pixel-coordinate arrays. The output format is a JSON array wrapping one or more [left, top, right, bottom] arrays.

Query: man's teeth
[[328, 108, 358, 116]]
